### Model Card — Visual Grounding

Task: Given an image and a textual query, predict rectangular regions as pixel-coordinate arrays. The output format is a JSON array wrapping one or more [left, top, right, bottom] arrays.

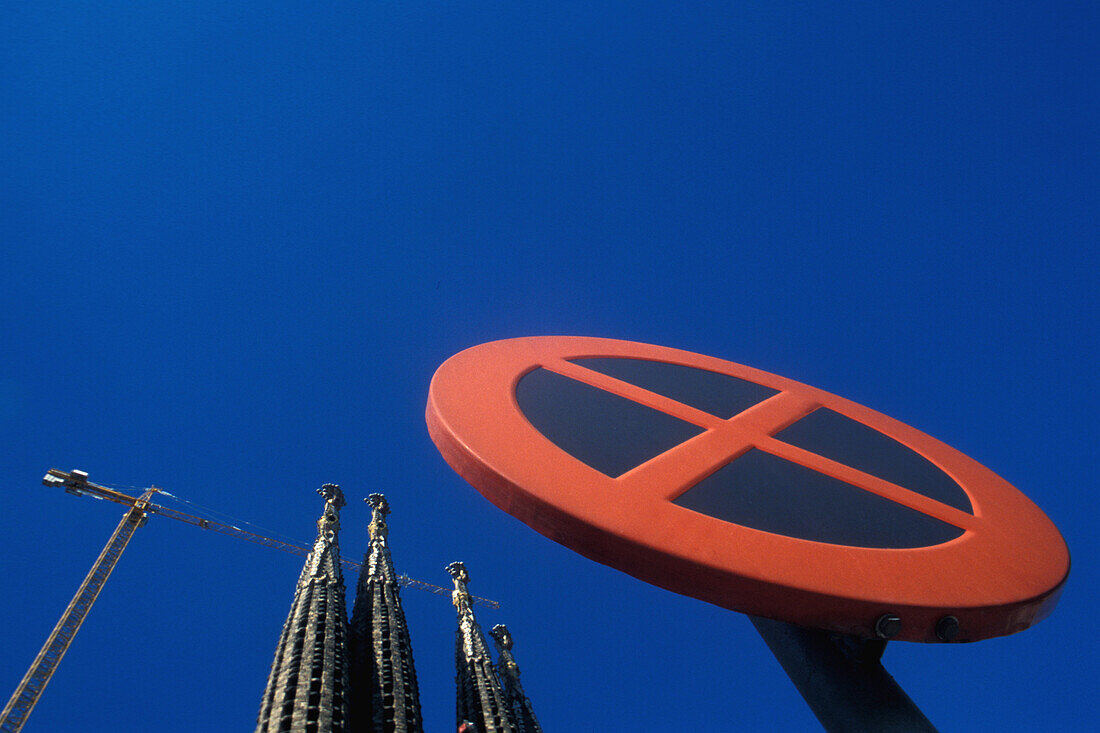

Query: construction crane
[[0, 468, 498, 733]]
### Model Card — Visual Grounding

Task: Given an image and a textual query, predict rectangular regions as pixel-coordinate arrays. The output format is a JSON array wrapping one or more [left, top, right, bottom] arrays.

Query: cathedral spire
[[489, 625, 542, 733], [348, 494, 424, 732], [256, 484, 350, 733], [448, 562, 514, 733]]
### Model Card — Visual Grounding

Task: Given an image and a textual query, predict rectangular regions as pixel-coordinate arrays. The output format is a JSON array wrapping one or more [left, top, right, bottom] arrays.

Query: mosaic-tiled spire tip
[[349, 493, 424, 732], [449, 562, 514, 733], [256, 484, 350, 732]]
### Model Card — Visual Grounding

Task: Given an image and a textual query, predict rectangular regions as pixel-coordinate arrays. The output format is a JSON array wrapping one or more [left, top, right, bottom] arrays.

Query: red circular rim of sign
[[426, 336, 1069, 642]]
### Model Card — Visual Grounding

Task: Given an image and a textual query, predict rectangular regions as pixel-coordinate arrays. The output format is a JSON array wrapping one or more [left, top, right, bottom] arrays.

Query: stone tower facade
[[348, 494, 424, 733], [256, 484, 351, 733], [489, 625, 542, 733], [448, 562, 514, 733], [257, 492, 543, 733]]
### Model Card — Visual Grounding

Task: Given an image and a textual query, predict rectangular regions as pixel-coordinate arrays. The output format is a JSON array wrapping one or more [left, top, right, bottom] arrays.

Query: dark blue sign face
[[516, 357, 969, 549]]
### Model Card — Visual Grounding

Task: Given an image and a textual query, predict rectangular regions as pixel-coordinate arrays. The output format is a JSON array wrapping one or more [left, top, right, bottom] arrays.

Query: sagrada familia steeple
[[448, 562, 513, 733], [256, 488, 541, 733], [348, 494, 423, 733], [490, 625, 542, 733], [256, 484, 351, 732]]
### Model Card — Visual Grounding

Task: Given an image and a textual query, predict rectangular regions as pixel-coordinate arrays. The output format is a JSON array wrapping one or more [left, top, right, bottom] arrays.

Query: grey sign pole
[[749, 616, 938, 733]]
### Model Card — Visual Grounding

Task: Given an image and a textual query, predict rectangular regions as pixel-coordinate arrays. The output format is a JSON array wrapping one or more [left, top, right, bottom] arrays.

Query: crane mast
[[0, 469, 499, 733], [0, 478, 157, 733]]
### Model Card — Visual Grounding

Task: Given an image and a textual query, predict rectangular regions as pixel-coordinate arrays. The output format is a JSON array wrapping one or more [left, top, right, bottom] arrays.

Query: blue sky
[[2, 2, 1096, 730]]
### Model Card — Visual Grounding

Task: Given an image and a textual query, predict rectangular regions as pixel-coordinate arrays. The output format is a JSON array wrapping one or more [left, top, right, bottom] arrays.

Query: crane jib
[[0, 468, 498, 733]]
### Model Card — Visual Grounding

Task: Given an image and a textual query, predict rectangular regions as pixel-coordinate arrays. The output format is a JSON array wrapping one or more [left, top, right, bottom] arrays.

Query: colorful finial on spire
[[318, 483, 346, 511], [367, 492, 390, 515], [490, 624, 513, 652], [447, 561, 470, 584], [490, 624, 520, 678], [447, 561, 473, 614], [366, 493, 390, 540]]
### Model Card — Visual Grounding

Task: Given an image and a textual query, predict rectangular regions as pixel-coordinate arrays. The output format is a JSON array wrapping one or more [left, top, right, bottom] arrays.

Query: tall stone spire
[[489, 625, 542, 733], [348, 494, 424, 733], [256, 484, 351, 733], [448, 562, 514, 733]]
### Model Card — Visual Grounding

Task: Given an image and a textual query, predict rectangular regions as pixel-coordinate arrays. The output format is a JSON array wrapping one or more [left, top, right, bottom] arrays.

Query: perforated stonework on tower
[[449, 562, 514, 733], [256, 485, 351, 733], [348, 494, 424, 733]]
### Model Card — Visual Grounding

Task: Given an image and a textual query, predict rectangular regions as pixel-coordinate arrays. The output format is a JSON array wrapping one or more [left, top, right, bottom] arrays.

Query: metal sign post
[[750, 616, 937, 732]]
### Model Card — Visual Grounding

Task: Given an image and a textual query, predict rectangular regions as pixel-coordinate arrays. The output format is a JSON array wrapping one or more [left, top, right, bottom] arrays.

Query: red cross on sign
[[426, 336, 1068, 642]]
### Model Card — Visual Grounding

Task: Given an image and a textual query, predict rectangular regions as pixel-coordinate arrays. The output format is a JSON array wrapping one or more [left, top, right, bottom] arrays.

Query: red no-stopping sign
[[426, 337, 1068, 642]]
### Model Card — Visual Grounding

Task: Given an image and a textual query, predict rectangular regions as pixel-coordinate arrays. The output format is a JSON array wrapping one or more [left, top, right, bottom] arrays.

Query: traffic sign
[[426, 336, 1069, 642]]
